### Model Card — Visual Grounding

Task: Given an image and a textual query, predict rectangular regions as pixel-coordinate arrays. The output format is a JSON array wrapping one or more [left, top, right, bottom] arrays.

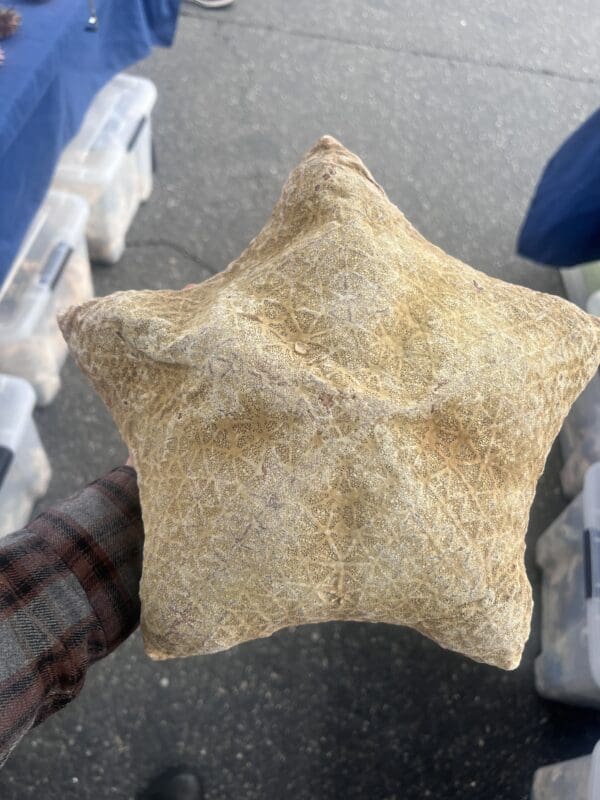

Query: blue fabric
[[518, 109, 600, 267], [0, 0, 179, 281]]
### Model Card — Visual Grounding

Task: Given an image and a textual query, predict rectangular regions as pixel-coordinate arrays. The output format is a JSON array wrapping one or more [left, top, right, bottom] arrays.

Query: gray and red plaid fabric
[[0, 466, 143, 767]]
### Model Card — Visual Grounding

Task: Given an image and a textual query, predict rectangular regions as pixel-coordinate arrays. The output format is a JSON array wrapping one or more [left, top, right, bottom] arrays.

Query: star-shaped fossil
[[60, 137, 600, 669]]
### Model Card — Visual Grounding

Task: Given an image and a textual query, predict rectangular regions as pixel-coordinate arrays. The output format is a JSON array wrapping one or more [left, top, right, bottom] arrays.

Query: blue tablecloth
[[518, 109, 600, 267], [0, 0, 179, 281]]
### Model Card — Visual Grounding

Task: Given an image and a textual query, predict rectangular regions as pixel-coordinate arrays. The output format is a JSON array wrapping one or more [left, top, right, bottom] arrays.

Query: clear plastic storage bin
[[536, 464, 600, 706], [560, 290, 600, 497], [560, 372, 600, 498], [559, 286, 599, 498], [531, 741, 600, 800], [0, 191, 93, 405], [588, 291, 600, 316], [0, 374, 51, 538], [52, 73, 157, 264], [561, 262, 600, 311]]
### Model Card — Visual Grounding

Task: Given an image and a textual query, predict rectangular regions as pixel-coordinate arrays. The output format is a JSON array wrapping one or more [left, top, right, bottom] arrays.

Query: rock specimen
[[59, 136, 600, 669]]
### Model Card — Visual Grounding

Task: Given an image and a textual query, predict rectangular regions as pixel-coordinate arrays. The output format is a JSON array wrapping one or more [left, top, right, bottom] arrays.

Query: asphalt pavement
[[2, 2, 600, 797]]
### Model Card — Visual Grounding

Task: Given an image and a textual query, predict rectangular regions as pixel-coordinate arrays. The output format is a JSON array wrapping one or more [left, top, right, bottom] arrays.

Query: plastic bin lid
[[0, 191, 89, 333], [0, 374, 35, 452], [56, 73, 157, 186]]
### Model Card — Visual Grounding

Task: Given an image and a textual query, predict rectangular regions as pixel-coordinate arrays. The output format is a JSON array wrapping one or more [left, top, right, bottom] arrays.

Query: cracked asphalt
[[2, 2, 600, 798]]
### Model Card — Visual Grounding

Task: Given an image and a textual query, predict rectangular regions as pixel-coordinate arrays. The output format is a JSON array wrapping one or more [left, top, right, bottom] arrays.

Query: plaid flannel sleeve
[[0, 466, 143, 767]]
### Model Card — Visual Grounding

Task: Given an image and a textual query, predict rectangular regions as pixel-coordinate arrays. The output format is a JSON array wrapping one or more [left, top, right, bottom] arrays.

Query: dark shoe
[[138, 767, 204, 800]]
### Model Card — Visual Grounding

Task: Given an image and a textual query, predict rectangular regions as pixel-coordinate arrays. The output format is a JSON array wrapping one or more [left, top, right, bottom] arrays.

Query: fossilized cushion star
[[59, 136, 600, 669]]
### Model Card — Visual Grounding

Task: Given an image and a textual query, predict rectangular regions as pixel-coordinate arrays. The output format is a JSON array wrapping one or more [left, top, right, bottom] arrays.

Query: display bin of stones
[[531, 741, 600, 800], [0, 374, 51, 538], [52, 73, 157, 264], [536, 463, 600, 706], [0, 190, 93, 405]]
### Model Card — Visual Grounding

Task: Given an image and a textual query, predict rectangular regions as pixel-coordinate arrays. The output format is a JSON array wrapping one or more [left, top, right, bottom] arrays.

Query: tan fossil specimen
[[60, 137, 600, 669]]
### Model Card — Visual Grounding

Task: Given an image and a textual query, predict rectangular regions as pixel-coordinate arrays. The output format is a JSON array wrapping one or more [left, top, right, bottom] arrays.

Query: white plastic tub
[[588, 291, 600, 316], [560, 372, 600, 498], [531, 741, 600, 800], [536, 464, 600, 706], [0, 191, 93, 405], [0, 375, 51, 538], [52, 73, 157, 264], [559, 284, 600, 497], [559, 289, 599, 498], [561, 262, 600, 311]]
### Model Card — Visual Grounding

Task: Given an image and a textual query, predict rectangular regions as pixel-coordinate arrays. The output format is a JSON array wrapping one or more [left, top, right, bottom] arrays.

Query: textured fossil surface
[[60, 136, 600, 669]]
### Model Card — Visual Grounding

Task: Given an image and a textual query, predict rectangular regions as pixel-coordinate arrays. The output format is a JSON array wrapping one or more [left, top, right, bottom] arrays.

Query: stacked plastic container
[[532, 742, 600, 800], [536, 463, 600, 706], [560, 374, 600, 498], [559, 267, 600, 498], [0, 375, 51, 538], [52, 73, 157, 264], [588, 291, 600, 316], [0, 72, 157, 531], [561, 262, 600, 312], [533, 268, 600, 794], [0, 191, 93, 405]]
